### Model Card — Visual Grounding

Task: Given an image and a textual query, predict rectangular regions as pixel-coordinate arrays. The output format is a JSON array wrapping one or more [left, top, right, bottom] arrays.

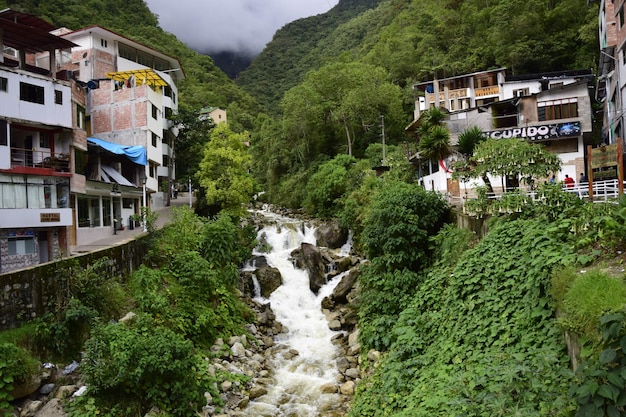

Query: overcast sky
[[144, 0, 340, 56]]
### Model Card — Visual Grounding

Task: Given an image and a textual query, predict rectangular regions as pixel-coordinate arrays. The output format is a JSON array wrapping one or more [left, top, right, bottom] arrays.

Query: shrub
[[0, 343, 39, 411], [79, 316, 202, 417], [559, 269, 626, 338]]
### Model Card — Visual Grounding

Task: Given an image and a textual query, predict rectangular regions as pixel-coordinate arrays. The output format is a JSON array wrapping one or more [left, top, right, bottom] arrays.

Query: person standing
[[579, 172, 588, 184], [564, 174, 575, 189]]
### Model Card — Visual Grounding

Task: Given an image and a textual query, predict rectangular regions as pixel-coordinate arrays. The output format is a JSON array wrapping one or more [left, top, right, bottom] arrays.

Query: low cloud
[[145, 0, 339, 56]]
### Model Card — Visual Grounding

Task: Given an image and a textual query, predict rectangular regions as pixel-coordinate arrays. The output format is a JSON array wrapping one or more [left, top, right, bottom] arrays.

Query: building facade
[[0, 10, 82, 273], [410, 69, 594, 197], [0, 10, 184, 272]]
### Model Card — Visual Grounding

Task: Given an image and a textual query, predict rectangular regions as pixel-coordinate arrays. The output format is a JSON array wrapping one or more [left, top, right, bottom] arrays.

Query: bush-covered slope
[[238, 0, 598, 115]]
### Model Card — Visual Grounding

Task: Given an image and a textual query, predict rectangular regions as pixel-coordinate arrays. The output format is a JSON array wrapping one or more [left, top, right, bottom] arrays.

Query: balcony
[[9, 147, 70, 174]]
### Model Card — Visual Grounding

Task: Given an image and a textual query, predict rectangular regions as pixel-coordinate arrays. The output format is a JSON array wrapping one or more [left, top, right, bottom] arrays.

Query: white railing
[[442, 179, 625, 209]]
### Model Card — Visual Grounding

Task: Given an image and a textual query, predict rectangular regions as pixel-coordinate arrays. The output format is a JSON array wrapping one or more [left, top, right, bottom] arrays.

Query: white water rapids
[[241, 210, 348, 416]]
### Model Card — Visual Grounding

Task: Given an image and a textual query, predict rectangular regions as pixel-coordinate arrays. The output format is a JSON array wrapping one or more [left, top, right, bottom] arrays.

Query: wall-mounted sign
[[484, 121, 581, 142], [590, 144, 618, 169], [40, 213, 61, 222]]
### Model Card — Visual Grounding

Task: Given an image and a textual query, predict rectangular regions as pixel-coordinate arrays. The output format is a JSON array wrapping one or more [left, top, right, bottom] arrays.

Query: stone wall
[[0, 235, 150, 331]]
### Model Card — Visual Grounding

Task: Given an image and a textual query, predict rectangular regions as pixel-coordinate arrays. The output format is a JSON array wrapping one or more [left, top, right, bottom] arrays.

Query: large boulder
[[300, 243, 326, 294], [331, 268, 360, 304], [314, 219, 348, 249], [255, 265, 283, 298]]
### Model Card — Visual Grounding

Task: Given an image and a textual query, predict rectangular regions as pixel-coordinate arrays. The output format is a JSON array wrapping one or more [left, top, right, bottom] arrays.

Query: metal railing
[[10, 147, 71, 173]]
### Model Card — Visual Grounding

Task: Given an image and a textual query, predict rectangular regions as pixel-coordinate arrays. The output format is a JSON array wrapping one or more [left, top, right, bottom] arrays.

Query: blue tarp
[[87, 137, 147, 166]]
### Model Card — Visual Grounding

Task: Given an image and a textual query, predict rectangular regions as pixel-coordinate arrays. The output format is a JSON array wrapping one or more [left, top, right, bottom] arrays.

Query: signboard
[[590, 144, 618, 169], [475, 86, 500, 97], [40, 212, 61, 222], [484, 121, 581, 142]]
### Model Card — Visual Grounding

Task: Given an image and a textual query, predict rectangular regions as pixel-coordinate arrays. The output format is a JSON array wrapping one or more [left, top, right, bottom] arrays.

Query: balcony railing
[[10, 147, 70, 173]]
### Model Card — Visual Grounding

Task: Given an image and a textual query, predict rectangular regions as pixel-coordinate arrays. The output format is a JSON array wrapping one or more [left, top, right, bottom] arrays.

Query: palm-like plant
[[417, 107, 452, 162]]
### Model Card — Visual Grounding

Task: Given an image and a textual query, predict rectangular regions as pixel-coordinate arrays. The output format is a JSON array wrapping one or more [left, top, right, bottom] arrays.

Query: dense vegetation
[[1, 208, 256, 416], [238, 0, 599, 113]]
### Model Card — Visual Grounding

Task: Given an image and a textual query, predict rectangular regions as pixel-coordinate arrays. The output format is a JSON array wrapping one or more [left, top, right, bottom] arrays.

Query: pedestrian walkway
[[70, 193, 194, 255]]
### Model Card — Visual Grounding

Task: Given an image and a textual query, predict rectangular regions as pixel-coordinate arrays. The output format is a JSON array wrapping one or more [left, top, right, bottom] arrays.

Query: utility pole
[[380, 114, 386, 165]]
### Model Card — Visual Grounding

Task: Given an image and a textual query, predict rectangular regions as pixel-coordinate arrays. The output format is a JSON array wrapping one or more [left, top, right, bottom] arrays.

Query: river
[[241, 211, 348, 416]]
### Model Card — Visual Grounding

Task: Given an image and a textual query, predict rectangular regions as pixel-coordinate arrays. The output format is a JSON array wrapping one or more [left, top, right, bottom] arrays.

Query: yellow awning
[[105, 68, 167, 88]]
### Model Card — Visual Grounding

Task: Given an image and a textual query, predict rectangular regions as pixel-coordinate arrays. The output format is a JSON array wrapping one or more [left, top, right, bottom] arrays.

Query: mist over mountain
[[208, 51, 254, 80]]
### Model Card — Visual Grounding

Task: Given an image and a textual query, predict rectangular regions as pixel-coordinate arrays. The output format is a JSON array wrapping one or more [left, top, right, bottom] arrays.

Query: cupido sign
[[484, 121, 581, 142]]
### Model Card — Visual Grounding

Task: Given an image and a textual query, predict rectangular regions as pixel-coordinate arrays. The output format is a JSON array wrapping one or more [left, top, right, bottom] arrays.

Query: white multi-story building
[[409, 69, 594, 197], [0, 9, 84, 272], [0, 10, 185, 272]]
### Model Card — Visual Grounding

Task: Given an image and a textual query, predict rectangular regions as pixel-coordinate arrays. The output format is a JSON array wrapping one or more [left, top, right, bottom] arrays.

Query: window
[[74, 149, 86, 175], [20, 82, 44, 104], [77, 104, 86, 130], [151, 104, 159, 119], [538, 98, 578, 121], [54, 90, 63, 104], [8, 236, 35, 255], [0, 120, 6, 146], [123, 198, 133, 209], [152, 132, 158, 147], [100, 38, 108, 48], [77, 197, 90, 227], [0, 77, 7, 92], [621, 5, 625, 28], [40, 135, 50, 148]]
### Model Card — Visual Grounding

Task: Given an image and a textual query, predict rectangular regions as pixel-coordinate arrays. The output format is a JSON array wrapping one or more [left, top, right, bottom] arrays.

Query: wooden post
[[587, 145, 593, 201]]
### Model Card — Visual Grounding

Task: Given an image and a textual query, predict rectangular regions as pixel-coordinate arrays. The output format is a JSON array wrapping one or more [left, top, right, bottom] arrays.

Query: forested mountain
[[0, 0, 262, 128], [237, 0, 599, 115]]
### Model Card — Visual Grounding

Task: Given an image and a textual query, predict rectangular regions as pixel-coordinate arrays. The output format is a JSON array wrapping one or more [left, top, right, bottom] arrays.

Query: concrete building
[[597, 0, 622, 144], [200, 106, 227, 125], [409, 69, 594, 198], [0, 10, 185, 272], [0, 10, 83, 272], [57, 25, 184, 244]]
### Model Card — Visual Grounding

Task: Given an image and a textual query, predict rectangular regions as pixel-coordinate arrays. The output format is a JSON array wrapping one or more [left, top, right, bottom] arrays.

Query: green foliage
[[240, 0, 597, 114], [34, 258, 128, 359], [357, 180, 449, 350], [571, 311, 626, 417], [78, 316, 202, 417], [351, 218, 578, 417], [303, 154, 356, 218], [361, 181, 449, 270], [557, 270, 626, 338], [280, 61, 404, 166], [468, 138, 562, 187], [198, 124, 255, 217], [0, 343, 39, 413]]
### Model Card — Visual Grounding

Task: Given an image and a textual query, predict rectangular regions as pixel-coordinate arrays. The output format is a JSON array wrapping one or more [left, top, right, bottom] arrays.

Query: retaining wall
[[0, 236, 149, 331]]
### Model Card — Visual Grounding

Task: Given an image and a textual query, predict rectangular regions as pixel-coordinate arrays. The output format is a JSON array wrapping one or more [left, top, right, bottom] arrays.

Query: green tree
[[453, 125, 493, 193], [303, 154, 357, 218], [281, 61, 404, 162], [197, 124, 255, 216], [171, 104, 215, 184], [465, 137, 561, 189]]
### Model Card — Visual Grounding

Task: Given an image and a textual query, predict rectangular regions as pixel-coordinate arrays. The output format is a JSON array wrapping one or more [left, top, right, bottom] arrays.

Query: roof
[[0, 9, 78, 53], [106, 68, 168, 88], [413, 68, 507, 88], [61, 25, 184, 80]]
